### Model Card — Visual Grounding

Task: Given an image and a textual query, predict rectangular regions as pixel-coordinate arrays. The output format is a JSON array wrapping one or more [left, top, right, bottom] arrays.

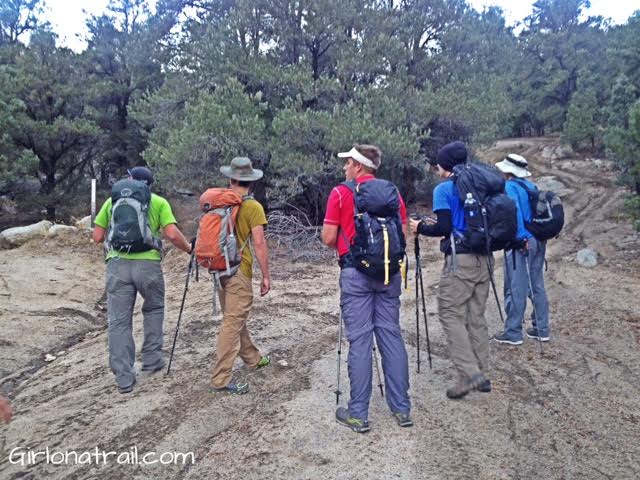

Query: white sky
[[42, 0, 640, 52], [468, 0, 640, 26]]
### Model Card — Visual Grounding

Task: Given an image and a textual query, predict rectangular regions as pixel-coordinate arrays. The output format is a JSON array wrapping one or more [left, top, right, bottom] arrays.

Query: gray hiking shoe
[[493, 332, 523, 346], [476, 379, 492, 393], [335, 407, 370, 433], [118, 378, 136, 394], [392, 412, 414, 427], [209, 380, 249, 395], [446, 373, 487, 400], [526, 328, 550, 342]]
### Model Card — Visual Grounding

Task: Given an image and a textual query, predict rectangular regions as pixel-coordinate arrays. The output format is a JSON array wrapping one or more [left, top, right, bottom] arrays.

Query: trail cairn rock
[[577, 248, 598, 268]]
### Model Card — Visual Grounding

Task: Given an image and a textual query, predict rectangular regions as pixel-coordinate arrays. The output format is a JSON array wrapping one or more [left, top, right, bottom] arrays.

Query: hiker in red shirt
[[322, 144, 412, 433]]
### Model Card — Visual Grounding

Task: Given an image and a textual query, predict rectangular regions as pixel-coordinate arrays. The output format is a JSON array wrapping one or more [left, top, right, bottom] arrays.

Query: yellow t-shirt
[[236, 198, 268, 279]]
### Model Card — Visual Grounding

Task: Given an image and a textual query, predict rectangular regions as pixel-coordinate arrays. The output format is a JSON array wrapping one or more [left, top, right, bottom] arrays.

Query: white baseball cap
[[337, 147, 380, 170]]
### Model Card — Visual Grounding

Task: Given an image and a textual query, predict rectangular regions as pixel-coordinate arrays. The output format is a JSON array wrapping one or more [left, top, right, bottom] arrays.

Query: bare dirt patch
[[1, 138, 639, 479]]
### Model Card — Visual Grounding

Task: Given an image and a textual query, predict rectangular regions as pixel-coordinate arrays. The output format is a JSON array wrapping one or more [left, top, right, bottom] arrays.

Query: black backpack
[[107, 179, 161, 253], [452, 162, 518, 253], [514, 179, 564, 241], [342, 179, 406, 284]]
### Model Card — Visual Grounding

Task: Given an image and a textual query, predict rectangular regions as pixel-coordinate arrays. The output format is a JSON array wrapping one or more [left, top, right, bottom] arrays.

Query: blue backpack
[[342, 179, 406, 284]]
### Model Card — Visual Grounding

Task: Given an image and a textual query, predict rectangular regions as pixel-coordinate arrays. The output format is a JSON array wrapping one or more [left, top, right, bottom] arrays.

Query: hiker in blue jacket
[[410, 142, 492, 399], [493, 154, 550, 345]]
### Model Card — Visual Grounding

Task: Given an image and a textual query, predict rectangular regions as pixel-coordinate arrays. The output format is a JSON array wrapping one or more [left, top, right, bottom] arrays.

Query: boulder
[[577, 248, 598, 268], [48, 224, 78, 237], [0, 196, 17, 216], [75, 215, 93, 231], [535, 176, 572, 197], [0, 220, 53, 249], [555, 145, 574, 159]]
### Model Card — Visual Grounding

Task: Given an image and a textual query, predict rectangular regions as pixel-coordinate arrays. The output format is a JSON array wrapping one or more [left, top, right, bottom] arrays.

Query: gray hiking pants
[[106, 258, 165, 388], [340, 268, 411, 421], [503, 237, 550, 340]]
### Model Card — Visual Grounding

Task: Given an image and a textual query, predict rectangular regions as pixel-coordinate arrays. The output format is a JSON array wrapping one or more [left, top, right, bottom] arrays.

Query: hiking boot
[[446, 373, 487, 400], [255, 355, 271, 369], [493, 332, 523, 346], [392, 412, 414, 427], [141, 363, 165, 374], [118, 378, 136, 394], [526, 328, 550, 342], [476, 379, 492, 393], [335, 407, 370, 433], [209, 381, 249, 395]]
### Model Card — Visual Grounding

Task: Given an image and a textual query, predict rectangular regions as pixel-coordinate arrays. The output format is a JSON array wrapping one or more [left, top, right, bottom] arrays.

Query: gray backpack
[[107, 179, 161, 253]]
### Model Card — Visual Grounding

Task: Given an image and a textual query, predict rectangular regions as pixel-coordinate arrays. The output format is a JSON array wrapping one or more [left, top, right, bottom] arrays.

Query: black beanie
[[128, 166, 154, 186], [436, 141, 468, 172]]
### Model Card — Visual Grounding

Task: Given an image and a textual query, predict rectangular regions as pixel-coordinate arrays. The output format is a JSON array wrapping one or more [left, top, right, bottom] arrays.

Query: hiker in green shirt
[[93, 167, 191, 394]]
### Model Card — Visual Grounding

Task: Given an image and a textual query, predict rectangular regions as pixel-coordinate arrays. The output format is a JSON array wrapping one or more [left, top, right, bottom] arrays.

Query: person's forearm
[[417, 210, 452, 237], [253, 240, 270, 280], [164, 225, 191, 253]]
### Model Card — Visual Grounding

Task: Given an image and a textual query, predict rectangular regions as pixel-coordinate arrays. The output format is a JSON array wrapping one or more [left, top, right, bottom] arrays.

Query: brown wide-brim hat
[[220, 157, 263, 181]]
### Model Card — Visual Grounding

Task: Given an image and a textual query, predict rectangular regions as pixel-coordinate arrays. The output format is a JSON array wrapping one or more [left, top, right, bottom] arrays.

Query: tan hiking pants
[[437, 253, 492, 379], [211, 270, 261, 388]]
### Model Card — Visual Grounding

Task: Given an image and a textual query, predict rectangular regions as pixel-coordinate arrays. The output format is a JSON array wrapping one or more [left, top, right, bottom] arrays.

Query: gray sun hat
[[220, 157, 263, 181]]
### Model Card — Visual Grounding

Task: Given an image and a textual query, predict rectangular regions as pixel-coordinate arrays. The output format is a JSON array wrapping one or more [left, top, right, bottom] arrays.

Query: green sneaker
[[256, 355, 271, 369], [335, 407, 371, 433], [392, 412, 414, 427], [208, 381, 249, 395]]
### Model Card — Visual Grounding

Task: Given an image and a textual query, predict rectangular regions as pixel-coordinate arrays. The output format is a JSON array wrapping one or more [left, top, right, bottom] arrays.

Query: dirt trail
[[1, 138, 639, 480]]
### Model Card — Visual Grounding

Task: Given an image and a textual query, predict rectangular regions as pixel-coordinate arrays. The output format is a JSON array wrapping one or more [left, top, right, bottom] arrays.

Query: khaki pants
[[211, 271, 261, 388], [437, 253, 491, 379]]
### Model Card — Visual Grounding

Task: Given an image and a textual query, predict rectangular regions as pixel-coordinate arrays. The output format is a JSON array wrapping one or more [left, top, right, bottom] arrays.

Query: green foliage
[[0, 0, 42, 45], [563, 87, 599, 150], [3, 0, 640, 228], [0, 30, 98, 219], [143, 78, 268, 189]]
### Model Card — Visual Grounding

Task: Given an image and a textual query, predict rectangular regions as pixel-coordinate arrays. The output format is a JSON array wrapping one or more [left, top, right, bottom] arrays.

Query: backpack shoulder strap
[[340, 180, 357, 193], [512, 178, 529, 190]]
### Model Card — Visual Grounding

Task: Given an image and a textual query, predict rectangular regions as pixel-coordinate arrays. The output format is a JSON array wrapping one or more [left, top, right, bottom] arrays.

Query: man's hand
[[409, 218, 421, 234], [260, 277, 271, 296], [0, 395, 12, 423]]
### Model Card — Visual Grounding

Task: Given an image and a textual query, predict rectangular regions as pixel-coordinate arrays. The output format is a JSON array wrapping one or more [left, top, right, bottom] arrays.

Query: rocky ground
[[1, 137, 639, 480]]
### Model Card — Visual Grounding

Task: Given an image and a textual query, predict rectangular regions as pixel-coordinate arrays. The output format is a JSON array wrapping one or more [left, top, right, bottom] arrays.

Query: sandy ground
[[1, 138, 639, 480]]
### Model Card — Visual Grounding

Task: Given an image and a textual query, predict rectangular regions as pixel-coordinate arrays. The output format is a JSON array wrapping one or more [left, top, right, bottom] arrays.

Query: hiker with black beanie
[[93, 166, 192, 394], [410, 141, 492, 399]]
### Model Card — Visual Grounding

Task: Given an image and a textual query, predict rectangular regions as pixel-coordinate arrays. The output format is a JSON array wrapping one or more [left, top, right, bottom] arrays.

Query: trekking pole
[[485, 256, 506, 326], [417, 255, 433, 370], [415, 236, 433, 370], [335, 310, 344, 405], [524, 249, 544, 356], [166, 245, 196, 375], [415, 236, 421, 373], [372, 339, 384, 397]]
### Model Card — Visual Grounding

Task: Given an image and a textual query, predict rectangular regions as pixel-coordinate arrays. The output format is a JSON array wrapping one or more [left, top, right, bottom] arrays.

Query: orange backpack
[[195, 188, 249, 277]]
